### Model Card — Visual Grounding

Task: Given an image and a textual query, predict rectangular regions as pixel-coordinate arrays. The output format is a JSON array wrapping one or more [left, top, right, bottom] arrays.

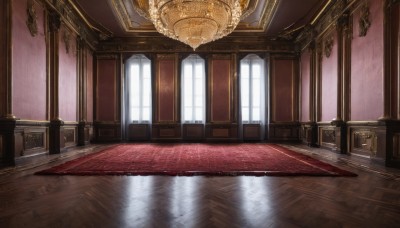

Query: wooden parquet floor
[[1, 144, 400, 228]]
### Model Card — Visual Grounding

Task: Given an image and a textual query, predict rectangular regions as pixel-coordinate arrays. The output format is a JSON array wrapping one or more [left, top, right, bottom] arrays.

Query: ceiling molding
[[111, 0, 279, 33]]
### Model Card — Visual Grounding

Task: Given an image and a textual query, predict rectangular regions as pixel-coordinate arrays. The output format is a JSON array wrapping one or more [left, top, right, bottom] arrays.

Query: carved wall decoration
[[26, 0, 38, 37], [324, 36, 334, 58], [64, 128, 75, 144], [49, 11, 61, 32], [24, 132, 45, 150], [321, 129, 335, 144], [358, 3, 371, 37], [353, 130, 377, 156], [63, 29, 71, 53], [330, 0, 346, 21]]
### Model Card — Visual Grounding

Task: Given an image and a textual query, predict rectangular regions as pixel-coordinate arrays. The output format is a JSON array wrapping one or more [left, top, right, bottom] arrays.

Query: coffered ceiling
[[72, 0, 331, 40]]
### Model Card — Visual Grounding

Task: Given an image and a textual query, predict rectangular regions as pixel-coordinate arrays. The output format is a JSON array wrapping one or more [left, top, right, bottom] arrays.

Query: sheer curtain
[[181, 54, 206, 124], [240, 54, 266, 139], [125, 54, 152, 125]]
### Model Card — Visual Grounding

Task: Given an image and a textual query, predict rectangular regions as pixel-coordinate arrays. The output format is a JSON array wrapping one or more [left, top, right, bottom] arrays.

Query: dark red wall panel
[[11, 0, 47, 120], [271, 59, 295, 122], [96, 59, 117, 121], [211, 59, 231, 122], [157, 59, 176, 122], [321, 33, 338, 121], [58, 26, 77, 122], [300, 50, 311, 122], [350, 0, 384, 121]]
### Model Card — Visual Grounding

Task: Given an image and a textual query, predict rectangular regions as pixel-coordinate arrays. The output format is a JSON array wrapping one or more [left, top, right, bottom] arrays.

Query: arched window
[[181, 54, 206, 123], [126, 54, 152, 123]]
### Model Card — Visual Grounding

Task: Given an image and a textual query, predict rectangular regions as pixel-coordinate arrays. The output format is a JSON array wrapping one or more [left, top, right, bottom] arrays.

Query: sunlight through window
[[181, 55, 205, 123]]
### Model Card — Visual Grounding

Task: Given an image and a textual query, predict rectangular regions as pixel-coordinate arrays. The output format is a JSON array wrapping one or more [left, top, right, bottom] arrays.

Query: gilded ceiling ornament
[[26, 0, 38, 37], [324, 36, 334, 58], [358, 3, 371, 37]]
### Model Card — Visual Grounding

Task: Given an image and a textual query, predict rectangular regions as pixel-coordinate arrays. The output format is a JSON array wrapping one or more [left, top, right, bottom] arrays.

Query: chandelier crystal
[[149, 0, 243, 50]]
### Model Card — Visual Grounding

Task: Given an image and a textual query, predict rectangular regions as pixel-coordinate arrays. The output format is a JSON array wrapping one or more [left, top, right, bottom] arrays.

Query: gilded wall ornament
[[63, 29, 71, 53], [324, 36, 334, 58], [358, 3, 371, 37], [26, 0, 38, 37]]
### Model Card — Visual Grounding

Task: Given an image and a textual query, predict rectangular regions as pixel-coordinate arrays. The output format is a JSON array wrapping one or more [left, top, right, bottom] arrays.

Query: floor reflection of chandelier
[[149, 0, 243, 50]]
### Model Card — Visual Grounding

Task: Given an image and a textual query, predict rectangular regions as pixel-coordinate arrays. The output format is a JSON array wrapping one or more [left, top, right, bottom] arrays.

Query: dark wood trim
[[182, 124, 205, 141]]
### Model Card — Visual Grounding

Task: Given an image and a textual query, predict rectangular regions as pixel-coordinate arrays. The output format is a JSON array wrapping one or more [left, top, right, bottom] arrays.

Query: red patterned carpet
[[36, 144, 356, 176]]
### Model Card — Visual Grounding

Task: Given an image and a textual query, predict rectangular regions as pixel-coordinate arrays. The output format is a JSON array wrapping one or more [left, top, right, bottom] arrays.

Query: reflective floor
[[0, 144, 400, 227]]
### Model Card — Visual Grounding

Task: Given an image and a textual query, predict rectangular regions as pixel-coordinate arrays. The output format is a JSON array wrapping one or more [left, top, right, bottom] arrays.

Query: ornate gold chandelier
[[149, 0, 243, 50]]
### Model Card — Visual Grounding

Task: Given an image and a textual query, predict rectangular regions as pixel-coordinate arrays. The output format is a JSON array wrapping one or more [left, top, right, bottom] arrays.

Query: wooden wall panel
[[208, 56, 234, 123], [155, 55, 178, 123], [270, 57, 298, 122], [11, 0, 47, 120], [96, 57, 118, 122], [0, 134, 3, 161]]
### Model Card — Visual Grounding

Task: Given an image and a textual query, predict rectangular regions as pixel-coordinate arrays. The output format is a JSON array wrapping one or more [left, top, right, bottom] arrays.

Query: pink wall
[[320, 33, 338, 121], [12, 0, 47, 120], [300, 50, 311, 122], [86, 48, 94, 122], [272, 59, 295, 122], [211, 59, 231, 122], [58, 26, 78, 122], [350, 0, 384, 121], [157, 59, 176, 122], [96, 59, 117, 121]]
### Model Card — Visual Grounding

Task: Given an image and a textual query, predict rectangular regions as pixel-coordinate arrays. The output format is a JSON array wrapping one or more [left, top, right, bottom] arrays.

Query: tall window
[[181, 55, 205, 123], [240, 54, 266, 124], [126, 55, 152, 123]]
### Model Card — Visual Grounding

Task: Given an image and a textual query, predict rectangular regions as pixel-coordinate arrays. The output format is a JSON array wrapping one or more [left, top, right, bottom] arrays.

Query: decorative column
[[48, 11, 64, 154], [333, 13, 351, 153], [0, 0, 17, 165], [77, 37, 88, 146]]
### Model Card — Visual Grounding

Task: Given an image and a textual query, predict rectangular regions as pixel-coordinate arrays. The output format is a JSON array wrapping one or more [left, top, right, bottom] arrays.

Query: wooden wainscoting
[[63, 124, 78, 148], [300, 122, 317, 146], [318, 123, 336, 149], [243, 124, 261, 141], [152, 123, 181, 141], [78, 122, 93, 145], [0, 134, 3, 163], [268, 123, 300, 142], [94, 122, 121, 142], [7, 120, 50, 165], [205, 123, 238, 142], [128, 124, 150, 141], [183, 124, 205, 141], [347, 122, 386, 164]]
